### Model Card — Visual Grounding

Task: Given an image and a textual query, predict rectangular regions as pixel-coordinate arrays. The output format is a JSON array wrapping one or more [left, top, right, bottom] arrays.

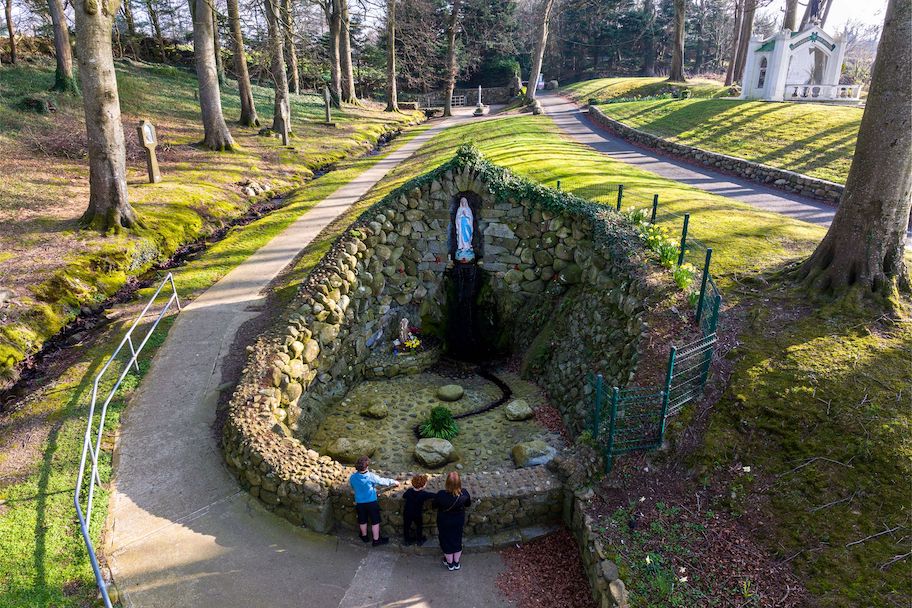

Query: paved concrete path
[[538, 93, 839, 227], [107, 111, 512, 608]]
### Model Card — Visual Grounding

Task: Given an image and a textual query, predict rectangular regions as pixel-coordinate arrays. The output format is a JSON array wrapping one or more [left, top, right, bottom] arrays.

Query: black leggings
[[403, 512, 424, 540]]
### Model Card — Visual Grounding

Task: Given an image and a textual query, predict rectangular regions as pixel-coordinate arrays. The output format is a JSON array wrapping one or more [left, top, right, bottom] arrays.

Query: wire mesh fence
[[579, 179, 724, 472]]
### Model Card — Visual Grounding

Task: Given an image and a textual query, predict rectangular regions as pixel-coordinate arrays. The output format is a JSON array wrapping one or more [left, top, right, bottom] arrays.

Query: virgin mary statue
[[454, 197, 475, 263]]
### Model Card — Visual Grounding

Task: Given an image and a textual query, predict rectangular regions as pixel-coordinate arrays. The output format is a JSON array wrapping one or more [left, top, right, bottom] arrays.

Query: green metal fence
[[586, 182, 724, 472]]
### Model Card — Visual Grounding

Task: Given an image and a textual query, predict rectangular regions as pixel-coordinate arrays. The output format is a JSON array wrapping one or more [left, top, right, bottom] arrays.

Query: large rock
[[504, 399, 534, 421], [437, 384, 465, 402], [414, 438, 456, 468], [360, 400, 389, 419], [511, 440, 557, 468], [327, 438, 377, 464]]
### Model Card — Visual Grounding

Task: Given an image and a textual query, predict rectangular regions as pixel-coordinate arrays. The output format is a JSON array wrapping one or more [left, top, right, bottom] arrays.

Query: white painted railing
[[785, 83, 862, 101], [74, 273, 180, 608]]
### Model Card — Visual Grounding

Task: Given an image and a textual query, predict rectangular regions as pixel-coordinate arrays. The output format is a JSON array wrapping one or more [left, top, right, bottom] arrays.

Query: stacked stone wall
[[222, 151, 654, 537], [587, 104, 844, 204]]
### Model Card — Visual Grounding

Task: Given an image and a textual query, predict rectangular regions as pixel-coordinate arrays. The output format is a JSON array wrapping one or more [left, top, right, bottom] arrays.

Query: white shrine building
[[740, 23, 862, 102]]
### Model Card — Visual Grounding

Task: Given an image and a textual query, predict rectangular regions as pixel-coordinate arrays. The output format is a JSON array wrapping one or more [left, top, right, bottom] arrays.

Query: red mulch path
[[497, 529, 597, 608]]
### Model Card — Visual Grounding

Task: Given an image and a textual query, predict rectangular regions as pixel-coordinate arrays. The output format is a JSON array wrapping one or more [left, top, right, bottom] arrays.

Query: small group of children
[[349, 459, 472, 571]]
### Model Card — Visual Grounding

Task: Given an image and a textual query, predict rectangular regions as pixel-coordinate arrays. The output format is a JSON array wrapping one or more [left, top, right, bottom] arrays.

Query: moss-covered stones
[[437, 384, 465, 402]]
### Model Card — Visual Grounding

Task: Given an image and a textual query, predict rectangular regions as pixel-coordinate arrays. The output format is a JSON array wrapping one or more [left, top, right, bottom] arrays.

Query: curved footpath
[[107, 111, 511, 608], [538, 92, 839, 227]]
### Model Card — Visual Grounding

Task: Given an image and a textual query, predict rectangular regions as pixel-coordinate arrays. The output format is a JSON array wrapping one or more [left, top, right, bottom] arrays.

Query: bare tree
[[724, 0, 743, 85], [145, 0, 165, 60], [642, 0, 656, 76], [525, 0, 556, 103], [192, 0, 235, 150], [122, 0, 137, 35], [5, 0, 16, 64], [783, 0, 798, 30], [442, 0, 460, 117], [339, 0, 355, 102], [281, 0, 300, 94], [668, 0, 686, 81], [385, 0, 398, 111], [322, 0, 342, 105], [798, 0, 911, 303], [732, 0, 757, 84], [227, 0, 259, 125], [800, 0, 833, 29], [212, 4, 225, 86], [48, 0, 76, 92], [74, 0, 141, 231], [265, 0, 291, 134]]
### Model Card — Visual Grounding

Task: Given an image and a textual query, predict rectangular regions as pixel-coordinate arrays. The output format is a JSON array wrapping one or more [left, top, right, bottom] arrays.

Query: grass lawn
[[594, 98, 862, 184], [353, 115, 910, 606], [561, 76, 732, 104], [0, 60, 422, 386], [0, 129, 426, 607]]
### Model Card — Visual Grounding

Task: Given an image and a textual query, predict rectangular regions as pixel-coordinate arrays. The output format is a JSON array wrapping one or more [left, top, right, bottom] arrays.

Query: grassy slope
[[351, 116, 909, 606], [0, 129, 426, 608], [0, 60, 422, 385], [595, 98, 862, 184], [561, 76, 732, 104]]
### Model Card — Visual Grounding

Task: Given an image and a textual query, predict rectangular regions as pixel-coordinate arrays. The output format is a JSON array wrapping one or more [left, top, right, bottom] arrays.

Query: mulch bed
[[497, 529, 597, 608]]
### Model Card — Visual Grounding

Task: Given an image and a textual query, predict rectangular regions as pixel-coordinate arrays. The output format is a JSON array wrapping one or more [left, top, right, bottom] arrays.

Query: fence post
[[677, 213, 690, 267], [604, 387, 620, 474], [616, 185, 624, 212], [695, 248, 713, 324], [592, 373, 603, 439], [698, 295, 723, 387], [650, 194, 659, 223], [557, 180, 561, 191]]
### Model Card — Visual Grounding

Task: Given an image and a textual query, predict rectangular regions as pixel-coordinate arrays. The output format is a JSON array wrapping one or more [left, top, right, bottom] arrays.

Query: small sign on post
[[323, 86, 333, 125], [137, 120, 161, 184]]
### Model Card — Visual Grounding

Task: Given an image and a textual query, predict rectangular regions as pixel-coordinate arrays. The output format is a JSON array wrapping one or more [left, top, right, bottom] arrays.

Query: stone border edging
[[586, 103, 844, 204], [568, 488, 630, 608]]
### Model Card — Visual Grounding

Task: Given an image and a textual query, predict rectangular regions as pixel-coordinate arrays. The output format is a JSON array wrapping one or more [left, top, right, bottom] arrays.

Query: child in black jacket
[[402, 474, 434, 546]]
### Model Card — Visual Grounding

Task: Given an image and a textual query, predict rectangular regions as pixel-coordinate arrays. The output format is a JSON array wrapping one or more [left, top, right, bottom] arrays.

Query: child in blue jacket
[[349, 456, 399, 546]]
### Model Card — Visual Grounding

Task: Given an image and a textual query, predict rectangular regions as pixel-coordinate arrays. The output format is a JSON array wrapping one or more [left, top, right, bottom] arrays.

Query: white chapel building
[[740, 23, 862, 102]]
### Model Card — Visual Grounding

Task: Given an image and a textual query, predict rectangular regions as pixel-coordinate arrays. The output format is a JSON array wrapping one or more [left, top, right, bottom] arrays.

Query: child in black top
[[402, 474, 434, 546]]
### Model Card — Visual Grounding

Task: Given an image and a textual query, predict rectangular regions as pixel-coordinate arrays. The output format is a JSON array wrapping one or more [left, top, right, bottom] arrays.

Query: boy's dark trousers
[[403, 511, 425, 542]]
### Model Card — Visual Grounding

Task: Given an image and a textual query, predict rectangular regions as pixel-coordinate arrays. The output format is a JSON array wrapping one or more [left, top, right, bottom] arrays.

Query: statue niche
[[448, 192, 483, 264]]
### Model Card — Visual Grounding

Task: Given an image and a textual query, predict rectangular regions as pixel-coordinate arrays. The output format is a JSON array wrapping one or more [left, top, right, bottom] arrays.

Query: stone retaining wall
[[567, 488, 629, 608], [586, 104, 844, 204], [222, 147, 654, 535]]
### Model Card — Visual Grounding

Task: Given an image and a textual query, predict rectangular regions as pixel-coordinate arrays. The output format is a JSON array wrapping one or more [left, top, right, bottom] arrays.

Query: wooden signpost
[[137, 120, 161, 184]]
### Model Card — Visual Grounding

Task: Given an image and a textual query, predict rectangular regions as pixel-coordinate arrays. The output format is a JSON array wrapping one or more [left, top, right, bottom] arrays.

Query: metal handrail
[[74, 273, 180, 608]]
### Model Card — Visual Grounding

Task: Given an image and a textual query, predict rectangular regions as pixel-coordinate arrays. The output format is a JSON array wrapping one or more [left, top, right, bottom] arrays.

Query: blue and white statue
[[454, 197, 475, 263]]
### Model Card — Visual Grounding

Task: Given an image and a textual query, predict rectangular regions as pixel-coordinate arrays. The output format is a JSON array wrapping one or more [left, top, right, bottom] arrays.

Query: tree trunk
[[281, 0, 299, 95], [693, 7, 704, 73], [783, 0, 798, 30], [48, 0, 76, 92], [212, 4, 225, 86], [668, 0, 686, 82], [325, 0, 342, 106], [5, 0, 15, 64], [732, 0, 755, 84], [800, 0, 830, 29], [226, 0, 258, 126], [525, 0, 556, 103], [73, 0, 141, 232], [192, 0, 234, 150], [798, 0, 911, 303], [265, 0, 290, 134], [122, 0, 136, 36], [385, 0, 397, 111], [145, 0, 165, 60], [724, 0, 742, 85], [442, 0, 460, 117], [642, 0, 656, 76], [339, 0, 356, 102]]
